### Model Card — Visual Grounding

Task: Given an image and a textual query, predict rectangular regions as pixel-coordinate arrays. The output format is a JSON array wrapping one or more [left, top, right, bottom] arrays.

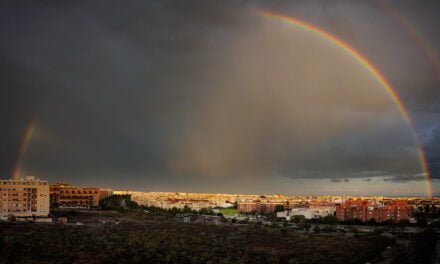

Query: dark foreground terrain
[[0, 221, 394, 264]]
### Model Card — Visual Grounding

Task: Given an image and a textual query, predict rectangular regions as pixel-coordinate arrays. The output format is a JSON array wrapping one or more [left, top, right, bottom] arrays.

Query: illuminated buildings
[[237, 201, 286, 213], [336, 199, 410, 222], [50, 182, 113, 208], [113, 190, 430, 219], [237, 202, 258, 213], [0, 176, 50, 219], [336, 200, 371, 222], [116, 191, 246, 210]]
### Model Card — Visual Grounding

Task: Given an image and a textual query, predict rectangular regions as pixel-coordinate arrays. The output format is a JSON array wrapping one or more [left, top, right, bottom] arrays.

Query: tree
[[274, 205, 285, 212], [170, 207, 179, 215], [264, 212, 277, 222], [182, 205, 192, 214], [292, 215, 306, 223], [0, 235, 3, 255], [238, 219, 248, 224], [367, 218, 377, 226], [413, 228, 437, 263], [280, 228, 287, 235], [303, 223, 311, 232], [313, 225, 321, 233], [322, 215, 338, 225], [125, 196, 139, 209], [416, 218, 428, 227], [100, 194, 139, 210], [7, 215, 16, 222], [352, 227, 359, 237]]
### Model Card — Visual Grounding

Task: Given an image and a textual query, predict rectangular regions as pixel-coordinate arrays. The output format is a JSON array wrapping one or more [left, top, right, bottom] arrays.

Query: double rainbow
[[10, 12, 433, 196], [259, 10, 432, 197]]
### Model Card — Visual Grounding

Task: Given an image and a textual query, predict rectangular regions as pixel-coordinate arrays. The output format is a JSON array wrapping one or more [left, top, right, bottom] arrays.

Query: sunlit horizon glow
[[259, 10, 432, 197]]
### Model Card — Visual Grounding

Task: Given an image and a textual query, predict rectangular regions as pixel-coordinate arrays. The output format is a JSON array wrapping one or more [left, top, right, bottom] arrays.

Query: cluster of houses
[[237, 199, 411, 223]]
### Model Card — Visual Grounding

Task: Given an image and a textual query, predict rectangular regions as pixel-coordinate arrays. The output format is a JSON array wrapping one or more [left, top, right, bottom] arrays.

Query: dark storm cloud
[[262, 1, 440, 133], [0, 0, 439, 193], [383, 175, 426, 183], [265, 0, 440, 182], [329, 178, 349, 183], [329, 179, 342, 183], [0, 51, 44, 177], [424, 125, 440, 179], [0, 0, 263, 184]]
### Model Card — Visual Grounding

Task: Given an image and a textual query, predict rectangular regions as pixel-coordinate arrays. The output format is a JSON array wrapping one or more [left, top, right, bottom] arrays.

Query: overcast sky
[[1, 0, 439, 196]]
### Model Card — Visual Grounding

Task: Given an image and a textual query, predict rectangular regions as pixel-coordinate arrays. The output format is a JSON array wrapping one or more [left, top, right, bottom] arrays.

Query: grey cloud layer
[[0, 0, 439, 193]]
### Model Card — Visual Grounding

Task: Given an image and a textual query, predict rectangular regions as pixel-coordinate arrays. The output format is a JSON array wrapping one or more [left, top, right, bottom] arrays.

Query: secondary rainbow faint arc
[[11, 118, 36, 180], [376, 0, 440, 78], [259, 10, 432, 197]]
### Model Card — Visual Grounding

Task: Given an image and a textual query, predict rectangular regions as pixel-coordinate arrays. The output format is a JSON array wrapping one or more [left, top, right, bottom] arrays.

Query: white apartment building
[[277, 206, 336, 220]]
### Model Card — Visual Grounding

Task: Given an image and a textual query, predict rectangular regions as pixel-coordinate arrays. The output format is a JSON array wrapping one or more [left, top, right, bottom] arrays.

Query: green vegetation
[[219, 208, 239, 216], [100, 195, 139, 211], [6, 195, 433, 263], [291, 215, 306, 223], [389, 228, 438, 264], [322, 215, 338, 225], [0, 222, 393, 264], [100, 195, 219, 217], [313, 225, 321, 234], [274, 205, 285, 212]]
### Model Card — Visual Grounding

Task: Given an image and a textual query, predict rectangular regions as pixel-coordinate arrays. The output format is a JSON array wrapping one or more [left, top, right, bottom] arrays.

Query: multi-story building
[[277, 206, 336, 220], [238, 201, 286, 213], [99, 188, 113, 201], [256, 201, 285, 213], [50, 182, 113, 208], [0, 176, 50, 219], [336, 199, 410, 222], [238, 202, 258, 213]]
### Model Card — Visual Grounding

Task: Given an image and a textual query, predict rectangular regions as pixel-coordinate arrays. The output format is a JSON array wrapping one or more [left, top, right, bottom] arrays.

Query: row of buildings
[[0, 176, 113, 220], [114, 192, 362, 211], [50, 182, 113, 208], [237, 199, 411, 223], [335, 199, 411, 222], [277, 207, 336, 220], [237, 201, 335, 214], [115, 191, 241, 210], [0, 176, 429, 223], [237, 201, 336, 220], [238, 201, 286, 213], [115, 191, 440, 215]]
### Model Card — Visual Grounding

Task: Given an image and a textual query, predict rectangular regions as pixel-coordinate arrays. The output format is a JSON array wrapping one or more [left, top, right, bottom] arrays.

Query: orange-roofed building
[[336, 199, 410, 222]]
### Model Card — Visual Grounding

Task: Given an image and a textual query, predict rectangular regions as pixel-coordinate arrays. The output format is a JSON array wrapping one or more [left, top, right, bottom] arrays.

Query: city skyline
[[1, 1, 440, 196]]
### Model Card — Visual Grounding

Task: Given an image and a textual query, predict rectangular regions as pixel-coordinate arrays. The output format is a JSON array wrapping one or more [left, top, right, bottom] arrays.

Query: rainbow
[[376, 0, 440, 78], [259, 10, 433, 197], [11, 118, 36, 180]]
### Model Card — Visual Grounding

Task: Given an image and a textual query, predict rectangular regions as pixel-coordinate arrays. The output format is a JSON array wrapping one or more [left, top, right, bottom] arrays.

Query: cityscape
[[2, 176, 440, 223], [1, 176, 440, 263], [1, 0, 440, 263]]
